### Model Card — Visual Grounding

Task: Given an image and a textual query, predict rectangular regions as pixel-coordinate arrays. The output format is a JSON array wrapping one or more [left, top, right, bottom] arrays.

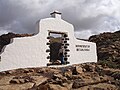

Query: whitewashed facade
[[0, 11, 97, 72]]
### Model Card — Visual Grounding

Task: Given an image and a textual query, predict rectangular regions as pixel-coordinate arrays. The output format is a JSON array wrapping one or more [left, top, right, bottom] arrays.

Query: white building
[[0, 11, 97, 72]]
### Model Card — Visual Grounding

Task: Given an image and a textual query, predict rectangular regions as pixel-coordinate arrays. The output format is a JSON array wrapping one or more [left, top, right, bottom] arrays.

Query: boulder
[[0, 83, 34, 90], [64, 69, 72, 79], [52, 74, 63, 79], [48, 84, 68, 90], [19, 79, 25, 84], [31, 76, 48, 86], [72, 79, 85, 88], [10, 79, 20, 84], [72, 66, 83, 75], [83, 64, 95, 72]]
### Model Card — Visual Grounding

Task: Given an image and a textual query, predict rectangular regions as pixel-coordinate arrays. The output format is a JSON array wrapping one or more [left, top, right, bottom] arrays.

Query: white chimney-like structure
[[50, 10, 62, 19]]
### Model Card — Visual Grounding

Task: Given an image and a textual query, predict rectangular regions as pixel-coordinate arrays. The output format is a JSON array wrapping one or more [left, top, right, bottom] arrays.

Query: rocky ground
[[0, 63, 120, 90]]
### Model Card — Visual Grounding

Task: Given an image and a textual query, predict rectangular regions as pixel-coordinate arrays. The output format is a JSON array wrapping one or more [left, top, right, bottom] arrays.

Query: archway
[[46, 31, 70, 66]]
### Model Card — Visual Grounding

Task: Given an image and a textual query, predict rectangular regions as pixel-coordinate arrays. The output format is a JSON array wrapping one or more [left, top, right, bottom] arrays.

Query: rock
[[62, 83, 73, 90], [72, 75, 83, 80], [53, 60, 61, 65], [64, 69, 72, 79], [83, 64, 95, 72], [48, 84, 68, 90], [75, 83, 118, 90], [23, 76, 34, 82], [95, 65, 103, 72], [35, 84, 49, 90], [52, 74, 63, 79], [31, 76, 48, 86], [19, 79, 25, 84], [0, 71, 6, 75], [92, 77, 101, 82], [61, 77, 68, 83], [112, 71, 120, 80], [29, 69, 34, 72], [5, 70, 14, 74], [9, 76, 34, 84], [52, 78, 63, 85], [23, 69, 30, 73], [99, 76, 109, 83], [10, 79, 20, 84], [72, 66, 83, 75], [91, 83, 118, 90], [72, 79, 85, 88], [102, 69, 114, 76], [0, 82, 34, 90], [37, 68, 46, 73]]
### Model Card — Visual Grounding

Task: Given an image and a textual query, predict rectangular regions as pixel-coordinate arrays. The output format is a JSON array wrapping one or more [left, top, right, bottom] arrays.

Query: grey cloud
[[0, 0, 120, 39], [0, 0, 27, 26]]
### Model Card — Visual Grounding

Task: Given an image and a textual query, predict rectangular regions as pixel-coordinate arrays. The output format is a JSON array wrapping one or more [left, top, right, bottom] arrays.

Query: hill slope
[[89, 30, 120, 68]]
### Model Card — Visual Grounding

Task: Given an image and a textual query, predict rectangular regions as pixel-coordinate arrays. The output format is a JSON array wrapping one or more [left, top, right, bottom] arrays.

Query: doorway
[[46, 31, 70, 66]]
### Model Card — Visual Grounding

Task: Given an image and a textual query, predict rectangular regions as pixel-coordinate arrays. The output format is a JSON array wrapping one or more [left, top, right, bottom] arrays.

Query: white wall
[[0, 17, 97, 72]]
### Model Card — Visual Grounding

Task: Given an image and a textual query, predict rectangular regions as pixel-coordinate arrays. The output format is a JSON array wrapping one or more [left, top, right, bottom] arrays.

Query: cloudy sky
[[0, 0, 120, 39]]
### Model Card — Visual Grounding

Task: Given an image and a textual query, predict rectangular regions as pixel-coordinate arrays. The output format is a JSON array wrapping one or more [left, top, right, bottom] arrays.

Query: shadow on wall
[[50, 42, 62, 62]]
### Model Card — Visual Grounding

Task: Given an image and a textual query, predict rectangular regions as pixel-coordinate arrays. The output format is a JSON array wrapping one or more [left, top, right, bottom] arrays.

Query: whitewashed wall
[[0, 17, 97, 72]]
